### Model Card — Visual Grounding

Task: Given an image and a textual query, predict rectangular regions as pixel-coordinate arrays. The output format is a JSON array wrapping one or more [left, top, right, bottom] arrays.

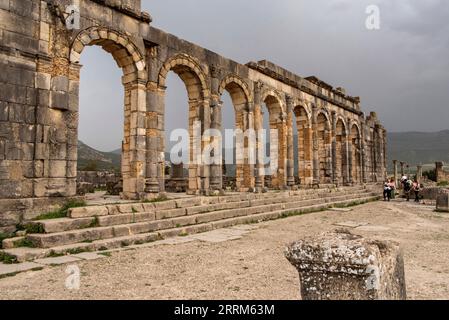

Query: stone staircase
[[1, 185, 380, 263]]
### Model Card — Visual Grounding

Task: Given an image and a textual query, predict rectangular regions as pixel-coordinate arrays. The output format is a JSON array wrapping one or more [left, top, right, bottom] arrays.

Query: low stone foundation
[[285, 229, 407, 300], [437, 194, 449, 212]]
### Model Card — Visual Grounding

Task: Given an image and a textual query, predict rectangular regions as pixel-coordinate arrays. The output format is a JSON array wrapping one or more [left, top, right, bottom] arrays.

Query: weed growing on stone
[[0, 251, 18, 264], [34, 200, 87, 220]]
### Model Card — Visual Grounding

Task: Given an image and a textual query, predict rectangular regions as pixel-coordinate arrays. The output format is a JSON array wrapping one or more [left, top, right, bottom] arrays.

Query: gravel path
[[1, 200, 448, 300]]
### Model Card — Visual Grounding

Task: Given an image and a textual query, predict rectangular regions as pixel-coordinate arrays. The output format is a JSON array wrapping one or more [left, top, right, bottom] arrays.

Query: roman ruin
[[0, 0, 387, 233]]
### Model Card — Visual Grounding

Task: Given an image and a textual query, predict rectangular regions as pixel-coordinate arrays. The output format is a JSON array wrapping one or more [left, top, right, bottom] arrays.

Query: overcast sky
[[79, 0, 449, 152]]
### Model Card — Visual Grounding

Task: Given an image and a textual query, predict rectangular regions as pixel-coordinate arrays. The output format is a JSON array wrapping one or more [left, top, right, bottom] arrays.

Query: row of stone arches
[[69, 26, 366, 198]]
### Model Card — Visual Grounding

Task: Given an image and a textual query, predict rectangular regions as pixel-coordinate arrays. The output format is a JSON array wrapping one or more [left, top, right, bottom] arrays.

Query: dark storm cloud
[[79, 0, 449, 151]]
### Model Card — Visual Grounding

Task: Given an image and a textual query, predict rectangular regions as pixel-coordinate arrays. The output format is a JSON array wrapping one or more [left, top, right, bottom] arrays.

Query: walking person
[[412, 178, 421, 203], [404, 178, 412, 201], [388, 178, 396, 200], [383, 180, 392, 201]]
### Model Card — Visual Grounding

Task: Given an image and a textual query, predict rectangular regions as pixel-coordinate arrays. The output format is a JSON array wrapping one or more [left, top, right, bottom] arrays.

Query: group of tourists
[[383, 175, 421, 202]]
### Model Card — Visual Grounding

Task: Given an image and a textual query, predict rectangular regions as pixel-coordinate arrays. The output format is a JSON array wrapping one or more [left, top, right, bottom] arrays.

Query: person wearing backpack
[[404, 178, 412, 201], [383, 181, 391, 201]]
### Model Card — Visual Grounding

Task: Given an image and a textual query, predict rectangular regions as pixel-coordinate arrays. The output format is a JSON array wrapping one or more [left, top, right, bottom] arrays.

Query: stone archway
[[335, 118, 348, 185], [317, 111, 332, 184], [294, 105, 313, 186], [350, 123, 362, 184], [259, 91, 287, 189], [218, 75, 253, 190], [157, 54, 211, 194], [69, 27, 148, 200]]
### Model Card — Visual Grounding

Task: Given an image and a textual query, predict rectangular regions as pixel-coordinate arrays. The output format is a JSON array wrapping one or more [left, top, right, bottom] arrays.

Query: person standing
[[412, 178, 421, 203], [404, 178, 412, 201], [388, 178, 396, 200]]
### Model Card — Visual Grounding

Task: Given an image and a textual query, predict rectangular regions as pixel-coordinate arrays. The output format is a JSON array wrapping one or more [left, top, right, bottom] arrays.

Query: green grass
[[47, 250, 64, 258], [67, 248, 89, 255], [14, 238, 35, 248], [21, 223, 45, 234], [0, 251, 18, 264], [437, 181, 449, 187], [178, 231, 189, 237], [33, 200, 87, 221]]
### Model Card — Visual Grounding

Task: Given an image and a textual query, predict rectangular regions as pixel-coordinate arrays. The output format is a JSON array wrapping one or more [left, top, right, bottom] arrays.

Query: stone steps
[[3, 194, 379, 262], [25, 187, 368, 234], [1, 187, 380, 262], [23, 190, 375, 249]]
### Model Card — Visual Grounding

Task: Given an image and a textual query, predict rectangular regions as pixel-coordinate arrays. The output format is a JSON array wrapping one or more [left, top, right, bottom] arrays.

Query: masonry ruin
[[0, 0, 387, 231]]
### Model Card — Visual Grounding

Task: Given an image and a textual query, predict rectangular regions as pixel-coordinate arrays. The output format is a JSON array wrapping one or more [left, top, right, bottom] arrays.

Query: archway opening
[[221, 91, 236, 190], [164, 72, 190, 193]]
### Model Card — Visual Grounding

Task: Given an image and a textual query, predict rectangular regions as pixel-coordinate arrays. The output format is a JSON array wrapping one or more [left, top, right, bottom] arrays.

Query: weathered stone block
[[69, 206, 109, 218], [436, 193, 449, 212], [50, 91, 69, 110], [285, 229, 406, 300]]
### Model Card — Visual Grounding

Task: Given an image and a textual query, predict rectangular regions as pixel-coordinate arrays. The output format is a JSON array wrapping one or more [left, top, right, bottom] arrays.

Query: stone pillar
[[312, 105, 319, 186], [393, 160, 398, 186], [360, 120, 367, 183], [209, 66, 223, 191], [123, 80, 148, 199], [210, 101, 223, 191], [286, 96, 295, 187], [199, 99, 211, 193], [416, 165, 423, 184], [246, 108, 256, 189], [145, 81, 163, 194], [436, 162, 444, 183], [400, 161, 405, 177], [285, 230, 407, 300], [347, 135, 353, 185], [254, 82, 264, 190], [331, 112, 338, 185]]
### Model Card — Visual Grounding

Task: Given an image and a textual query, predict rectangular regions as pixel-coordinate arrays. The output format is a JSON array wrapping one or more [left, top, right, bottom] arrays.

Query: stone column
[[209, 66, 223, 191], [285, 230, 407, 300], [145, 81, 163, 194], [254, 82, 264, 190], [393, 160, 398, 186], [286, 96, 295, 187], [246, 108, 256, 189], [417, 165, 423, 183], [199, 99, 211, 194], [209, 101, 223, 191], [361, 120, 367, 183], [400, 161, 405, 177], [312, 105, 319, 186], [331, 112, 338, 185], [347, 134, 353, 185]]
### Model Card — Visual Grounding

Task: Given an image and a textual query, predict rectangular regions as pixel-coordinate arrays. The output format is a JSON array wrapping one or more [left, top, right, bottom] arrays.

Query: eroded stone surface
[[285, 229, 407, 300]]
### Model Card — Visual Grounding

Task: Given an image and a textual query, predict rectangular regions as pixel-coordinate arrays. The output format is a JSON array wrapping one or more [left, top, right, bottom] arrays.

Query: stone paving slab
[[72, 252, 106, 261], [334, 221, 369, 228], [329, 208, 353, 212], [0, 262, 43, 276], [34, 256, 83, 265], [355, 225, 391, 232]]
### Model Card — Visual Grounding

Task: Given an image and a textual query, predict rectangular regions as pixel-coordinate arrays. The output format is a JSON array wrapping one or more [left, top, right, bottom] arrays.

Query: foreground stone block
[[436, 193, 449, 212], [69, 205, 109, 218], [285, 229, 406, 300]]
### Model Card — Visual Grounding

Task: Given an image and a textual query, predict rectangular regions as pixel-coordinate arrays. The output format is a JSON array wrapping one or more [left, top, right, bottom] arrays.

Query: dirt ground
[[1, 199, 448, 300]]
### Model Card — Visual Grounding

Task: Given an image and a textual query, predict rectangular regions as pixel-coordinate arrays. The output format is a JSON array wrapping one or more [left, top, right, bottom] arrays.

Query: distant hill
[[77, 141, 121, 172], [387, 130, 449, 170], [77, 130, 449, 174]]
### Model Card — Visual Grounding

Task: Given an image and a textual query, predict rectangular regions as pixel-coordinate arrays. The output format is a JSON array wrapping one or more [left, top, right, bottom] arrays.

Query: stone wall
[[436, 162, 449, 183], [0, 0, 387, 230]]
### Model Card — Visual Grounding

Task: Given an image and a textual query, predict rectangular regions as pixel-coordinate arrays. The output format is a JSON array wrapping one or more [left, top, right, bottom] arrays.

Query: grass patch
[[34, 200, 87, 221], [21, 223, 45, 234], [0, 252, 18, 264], [14, 238, 35, 248], [47, 250, 64, 258], [86, 217, 100, 229], [178, 231, 189, 237], [0, 272, 20, 279], [67, 248, 88, 255], [98, 246, 108, 251], [437, 181, 449, 187]]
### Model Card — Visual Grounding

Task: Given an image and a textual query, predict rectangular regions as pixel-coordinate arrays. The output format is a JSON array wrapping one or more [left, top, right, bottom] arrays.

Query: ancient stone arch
[[350, 122, 363, 184], [335, 117, 348, 185], [218, 75, 253, 190], [316, 110, 332, 184], [69, 26, 148, 200], [260, 91, 287, 188], [0, 1, 388, 229]]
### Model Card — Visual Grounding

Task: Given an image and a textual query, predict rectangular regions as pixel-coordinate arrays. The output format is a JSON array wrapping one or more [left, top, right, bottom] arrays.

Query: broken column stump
[[285, 229, 407, 300], [436, 193, 449, 212]]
